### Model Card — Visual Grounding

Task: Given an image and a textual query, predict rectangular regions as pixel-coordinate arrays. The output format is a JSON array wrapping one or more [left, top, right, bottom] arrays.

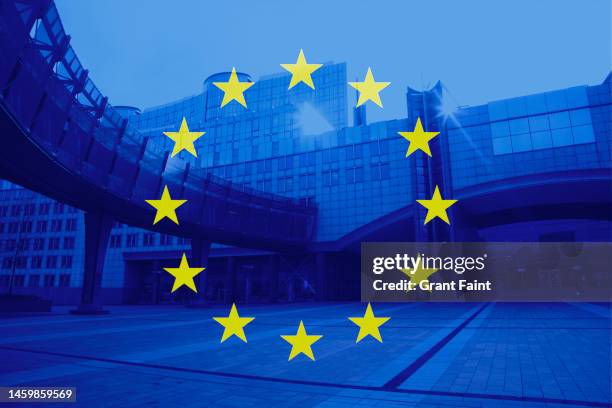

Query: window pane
[[492, 137, 512, 155], [528, 115, 549, 132], [488, 100, 508, 121], [506, 97, 527, 117], [548, 112, 570, 129], [490, 121, 510, 138], [511, 133, 532, 152], [569, 108, 591, 126], [509, 118, 529, 135], [345, 168, 354, 184], [531, 131, 553, 150], [572, 124, 595, 144], [551, 128, 572, 147], [565, 86, 589, 109], [545, 90, 568, 111], [355, 167, 364, 182], [525, 94, 548, 115]]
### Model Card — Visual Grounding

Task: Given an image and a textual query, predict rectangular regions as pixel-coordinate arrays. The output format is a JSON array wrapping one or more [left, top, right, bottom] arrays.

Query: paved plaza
[[0, 302, 610, 407]]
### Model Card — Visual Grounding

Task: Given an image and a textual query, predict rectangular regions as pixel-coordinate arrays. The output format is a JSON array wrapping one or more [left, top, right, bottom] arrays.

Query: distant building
[[0, 66, 610, 305]]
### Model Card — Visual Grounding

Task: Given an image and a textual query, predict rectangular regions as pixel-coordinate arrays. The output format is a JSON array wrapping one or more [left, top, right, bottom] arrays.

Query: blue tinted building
[[0, 61, 610, 304]]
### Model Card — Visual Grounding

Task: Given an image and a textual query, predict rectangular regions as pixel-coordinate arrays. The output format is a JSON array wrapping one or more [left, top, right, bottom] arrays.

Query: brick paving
[[0, 302, 609, 407]]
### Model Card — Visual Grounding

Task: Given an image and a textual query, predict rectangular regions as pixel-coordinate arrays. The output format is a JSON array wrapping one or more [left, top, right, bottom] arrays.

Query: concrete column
[[315, 252, 326, 301], [288, 279, 294, 302], [245, 270, 251, 304], [71, 212, 113, 314], [224, 257, 236, 304], [452, 207, 479, 242], [270, 255, 280, 303], [190, 239, 211, 305]]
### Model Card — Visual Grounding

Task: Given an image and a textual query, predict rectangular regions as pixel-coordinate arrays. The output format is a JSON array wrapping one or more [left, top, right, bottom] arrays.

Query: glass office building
[[0, 65, 610, 304], [447, 83, 608, 189]]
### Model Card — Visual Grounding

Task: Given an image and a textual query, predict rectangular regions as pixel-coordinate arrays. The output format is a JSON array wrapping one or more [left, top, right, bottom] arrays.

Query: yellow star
[[163, 117, 205, 158], [163, 253, 205, 293], [280, 49, 322, 90], [401, 256, 439, 292], [281, 321, 322, 361], [213, 303, 255, 343], [213, 67, 255, 108], [348, 67, 390, 108], [145, 185, 187, 225], [416, 186, 458, 225], [348, 303, 390, 343], [398, 117, 440, 157]]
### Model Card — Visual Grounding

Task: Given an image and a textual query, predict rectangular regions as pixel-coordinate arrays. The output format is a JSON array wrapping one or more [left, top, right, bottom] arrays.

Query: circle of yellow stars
[[140, 49, 459, 361]]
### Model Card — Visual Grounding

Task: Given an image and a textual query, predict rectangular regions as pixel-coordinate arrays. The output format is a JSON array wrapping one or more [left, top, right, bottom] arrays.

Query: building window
[[278, 176, 293, 193], [65, 218, 77, 231], [13, 274, 25, 287], [285, 155, 294, 170], [48, 238, 60, 250], [46, 256, 57, 268], [0, 275, 9, 286], [244, 162, 253, 175], [17, 239, 29, 251], [10, 205, 21, 217], [299, 174, 308, 190], [37, 202, 49, 215], [61, 255, 73, 268], [39, 203, 50, 215], [0, 222, 4, 234], [15, 256, 27, 269], [143, 233, 155, 247], [264, 179, 273, 192], [322, 170, 340, 187], [53, 202, 64, 214], [5, 239, 16, 251], [31, 256, 43, 269], [59, 274, 70, 287], [378, 140, 389, 155], [63, 237, 75, 250], [24, 203, 35, 216], [299, 152, 316, 167], [490, 102, 595, 155], [2, 257, 12, 269], [110, 235, 122, 248], [381, 163, 390, 179], [20, 221, 32, 233], [346, 168, 355, 184], [44, 274, 55, 287], [33, 238, 45, 251], [36, 220, 48, 232], [159, 235, 173, 246], [344, 144, 363, 160], [177, 237, 189, 245], [8, 222, 18, 234], [0, 206, 7, 217], [51, 219, 63, 232], [28, 274, 40, 287], [371, 163, 390, 180], [126, 234, 138, 248], [322, 171, 330, 186]]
